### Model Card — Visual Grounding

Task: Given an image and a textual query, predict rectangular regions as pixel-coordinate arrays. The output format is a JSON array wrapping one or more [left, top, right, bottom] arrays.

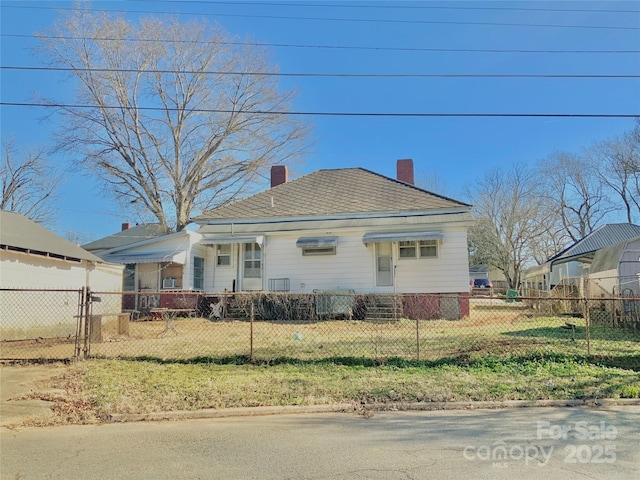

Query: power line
[[3, 4, 638, 31], [3, 66, 638, 79], [5, 33, 638, 55], [1, 102, 637, 118], [137, 0, 640, 15]]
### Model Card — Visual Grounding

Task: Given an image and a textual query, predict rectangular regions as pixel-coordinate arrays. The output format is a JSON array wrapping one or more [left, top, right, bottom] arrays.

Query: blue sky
[[1, 0, 639, 243]]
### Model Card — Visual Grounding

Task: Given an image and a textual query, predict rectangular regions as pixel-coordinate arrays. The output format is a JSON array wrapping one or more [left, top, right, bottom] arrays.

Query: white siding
[[206, 244, 239, 292], [395, 226, 470, 293], [0, 251, 123, 340], [265, 233, 376, 293], [263, 226, 469, 294]]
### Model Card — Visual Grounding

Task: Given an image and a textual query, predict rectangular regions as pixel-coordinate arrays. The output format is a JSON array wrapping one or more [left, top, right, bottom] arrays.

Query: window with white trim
[[399, 241, 417, 258], [302, 246, 336, 256], [216, 244, 231, 267], [419, 240, 438, 258], [399, 240, 438, 259]]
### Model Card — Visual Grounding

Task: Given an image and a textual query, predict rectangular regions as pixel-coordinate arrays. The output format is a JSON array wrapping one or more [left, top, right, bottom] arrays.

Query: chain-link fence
[[1, 288, 639, 366]]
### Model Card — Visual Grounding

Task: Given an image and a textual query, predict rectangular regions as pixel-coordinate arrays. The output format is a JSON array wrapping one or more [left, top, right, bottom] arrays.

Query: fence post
[[415, 317, 420, 361], [84, 287, 92, 358], [74, 287, 85, 358], [584, 296, 591, 356], [250, 300, 254, 361]]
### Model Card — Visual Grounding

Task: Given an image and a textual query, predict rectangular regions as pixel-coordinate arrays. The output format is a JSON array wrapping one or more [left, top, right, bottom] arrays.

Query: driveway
[[2, 406, 638, 479]]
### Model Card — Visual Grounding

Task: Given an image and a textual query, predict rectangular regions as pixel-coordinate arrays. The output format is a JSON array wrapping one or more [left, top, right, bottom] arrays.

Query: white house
[[95, 229, 203, 311], [0, 210, 123, 340], [89, 160, 475, 319], [193, 160, 474, 317]]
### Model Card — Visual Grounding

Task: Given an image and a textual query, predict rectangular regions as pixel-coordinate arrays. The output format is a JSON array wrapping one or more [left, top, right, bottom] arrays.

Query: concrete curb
[[104, 398, 640, 423]]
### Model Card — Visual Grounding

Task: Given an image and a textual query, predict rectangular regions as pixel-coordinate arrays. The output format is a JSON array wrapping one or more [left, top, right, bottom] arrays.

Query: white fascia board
[[196, 209, 474, 234], [101, 230, 200, 255], [194, 207, 471, 226]]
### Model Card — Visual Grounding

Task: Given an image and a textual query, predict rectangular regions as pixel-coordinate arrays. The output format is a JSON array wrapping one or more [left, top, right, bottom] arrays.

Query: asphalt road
[[1, 406, 639, 480]]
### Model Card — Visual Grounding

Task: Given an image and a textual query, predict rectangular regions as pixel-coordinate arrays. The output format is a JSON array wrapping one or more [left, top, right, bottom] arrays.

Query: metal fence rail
[[1, 289, 639, 366]]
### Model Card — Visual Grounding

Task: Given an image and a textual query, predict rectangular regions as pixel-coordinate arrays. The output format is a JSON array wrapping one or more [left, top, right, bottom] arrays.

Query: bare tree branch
[[1, 139, 60, 226], [588, 120, 640, 224], [466, 164, 557, 289], [36, 8, 310, 231], [538, 151, 613, 243]]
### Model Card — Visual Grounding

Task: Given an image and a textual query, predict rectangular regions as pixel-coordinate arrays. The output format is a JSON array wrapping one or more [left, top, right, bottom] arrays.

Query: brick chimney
[[271, 165, 288, 188], [121, 222, 131, 231], [397, 159, 414, 185]]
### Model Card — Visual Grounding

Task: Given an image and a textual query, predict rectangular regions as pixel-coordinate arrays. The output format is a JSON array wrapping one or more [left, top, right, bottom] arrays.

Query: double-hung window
[[216, 244, 231, 267], [399, 240, 438, 259]]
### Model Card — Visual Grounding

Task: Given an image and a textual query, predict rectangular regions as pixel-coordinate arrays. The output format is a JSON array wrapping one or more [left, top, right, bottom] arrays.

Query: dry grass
[[2, 301, 638, 363]]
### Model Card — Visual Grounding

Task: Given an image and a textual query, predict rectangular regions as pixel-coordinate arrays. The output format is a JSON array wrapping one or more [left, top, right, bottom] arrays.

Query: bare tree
[[1, 139, 59, 225], [37, 8, 309, 232], [588, 120, 640, 224], [467, 164, 552, 289], [538, 151, 612, 243]]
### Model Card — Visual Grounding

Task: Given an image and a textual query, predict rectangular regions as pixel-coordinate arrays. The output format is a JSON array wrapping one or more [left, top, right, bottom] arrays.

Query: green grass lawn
[[34, 352, 639, 425], [11, 303, 640, 426]]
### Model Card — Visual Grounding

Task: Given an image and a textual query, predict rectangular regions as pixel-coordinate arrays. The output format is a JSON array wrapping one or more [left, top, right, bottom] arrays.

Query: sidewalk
[[0, 363, 68, 427]]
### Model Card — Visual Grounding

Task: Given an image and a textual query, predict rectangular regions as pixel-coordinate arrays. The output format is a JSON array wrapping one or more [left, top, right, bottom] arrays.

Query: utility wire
[[5, 33, 638, 55], [3, 66, 638, 78], [1, 102, 637, 118], [137, 0, 640, 15], [3, 4, 638, 31]]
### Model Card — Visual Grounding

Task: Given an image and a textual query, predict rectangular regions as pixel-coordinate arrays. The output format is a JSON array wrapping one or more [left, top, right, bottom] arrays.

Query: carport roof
[[549, 223, 640, 266]]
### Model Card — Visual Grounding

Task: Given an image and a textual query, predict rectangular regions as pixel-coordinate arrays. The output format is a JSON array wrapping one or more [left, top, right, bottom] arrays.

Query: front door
[[376, 242, 394, 287], [241, 242, 262, 290]]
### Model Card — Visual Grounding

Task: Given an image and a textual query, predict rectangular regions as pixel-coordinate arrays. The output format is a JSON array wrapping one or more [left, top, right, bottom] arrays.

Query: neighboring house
[[588, 236, 640, 297], [91, 229, 203, 312], [0, 210, 123, 340], [83, 222, 168, 256], [523, 223, 640, 293], [193, 160, 474, 318]]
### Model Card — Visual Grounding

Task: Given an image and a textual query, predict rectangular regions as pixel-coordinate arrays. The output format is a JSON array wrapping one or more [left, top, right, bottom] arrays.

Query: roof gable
[[550, 223, 640, 265], [82, 223, 169, 252], [195, 168, 470, 222], [0, 210, 102, 263]]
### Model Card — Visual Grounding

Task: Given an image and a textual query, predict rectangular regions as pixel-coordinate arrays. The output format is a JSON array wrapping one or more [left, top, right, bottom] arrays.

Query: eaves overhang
[[193, 206, 472, 227]]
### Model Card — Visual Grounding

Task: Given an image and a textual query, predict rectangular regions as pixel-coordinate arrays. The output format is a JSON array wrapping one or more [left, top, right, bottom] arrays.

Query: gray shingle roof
[[195, 168, 470, 221], [82, 223, 169, 253], [550, 223, 640, 265], [0, 210, 103, 263]]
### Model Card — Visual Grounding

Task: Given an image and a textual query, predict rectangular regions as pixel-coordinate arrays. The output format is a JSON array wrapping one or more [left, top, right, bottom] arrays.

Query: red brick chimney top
[[121, 222, 131, 231], [271, 165, 288, 188], [397, 159, 414, 185]]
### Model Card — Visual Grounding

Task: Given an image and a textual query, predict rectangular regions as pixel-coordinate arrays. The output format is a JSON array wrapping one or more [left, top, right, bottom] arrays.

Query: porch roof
[[200, 235, 264, 246], [103, 251, 187, 264], [362, 230, 444, 245]]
